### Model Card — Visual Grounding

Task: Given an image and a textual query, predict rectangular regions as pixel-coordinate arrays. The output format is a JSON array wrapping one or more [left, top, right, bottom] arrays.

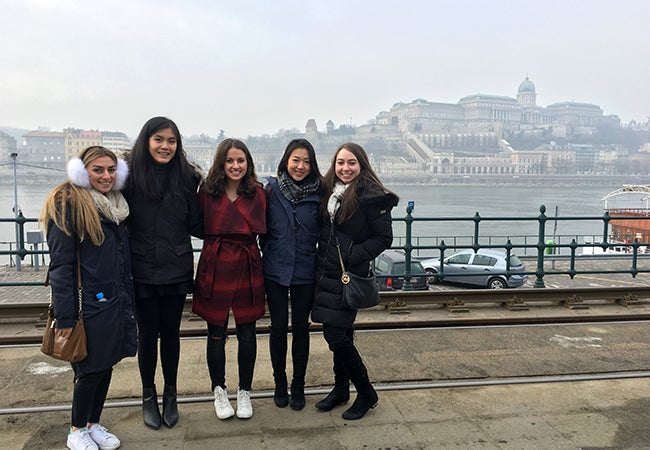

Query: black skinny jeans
[[71, 367, 112, 428], [207, 318, 257, 392], [265, 279, 313, 386], [134, 294, 186, 389]]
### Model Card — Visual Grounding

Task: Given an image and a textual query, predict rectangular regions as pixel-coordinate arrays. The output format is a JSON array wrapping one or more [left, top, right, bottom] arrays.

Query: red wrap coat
[[192, 185, 267, 326]]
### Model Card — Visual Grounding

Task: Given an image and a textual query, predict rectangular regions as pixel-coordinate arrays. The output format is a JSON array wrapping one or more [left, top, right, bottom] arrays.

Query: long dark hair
[[204, 138, 260, 197], [125, 116, 195, 199], [277, 138, 322, 182], [322, 142, 393, 224]]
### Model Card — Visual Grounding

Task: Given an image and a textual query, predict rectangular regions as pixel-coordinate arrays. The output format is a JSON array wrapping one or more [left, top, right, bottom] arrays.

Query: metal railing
[[2, 205, 650, 291]]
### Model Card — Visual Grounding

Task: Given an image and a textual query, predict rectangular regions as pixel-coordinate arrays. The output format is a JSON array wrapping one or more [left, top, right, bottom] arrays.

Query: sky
[[1, 0, 649, 141]]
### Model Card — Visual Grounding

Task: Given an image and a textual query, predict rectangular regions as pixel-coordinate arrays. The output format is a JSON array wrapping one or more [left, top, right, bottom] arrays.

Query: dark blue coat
[[261, 177, 321, 286], [47, 211, 137, 376]]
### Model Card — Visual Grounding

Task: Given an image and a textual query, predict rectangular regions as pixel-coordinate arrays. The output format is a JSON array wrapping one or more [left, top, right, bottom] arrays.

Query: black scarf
[[277, 171, 320, 205]]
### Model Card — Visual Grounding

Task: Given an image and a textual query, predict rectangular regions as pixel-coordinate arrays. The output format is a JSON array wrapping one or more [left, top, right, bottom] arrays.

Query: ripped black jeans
[[207, 318, 257, 392]]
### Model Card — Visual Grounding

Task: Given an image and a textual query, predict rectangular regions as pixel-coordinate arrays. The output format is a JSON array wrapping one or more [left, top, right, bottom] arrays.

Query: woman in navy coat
[[41, 146, 136, 450], [261, 139, 322, 410], [312, 142, 398, 421]]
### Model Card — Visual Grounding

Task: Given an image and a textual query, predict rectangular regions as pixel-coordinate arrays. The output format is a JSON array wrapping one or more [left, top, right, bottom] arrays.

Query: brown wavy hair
[[204, 138, 260, 197]]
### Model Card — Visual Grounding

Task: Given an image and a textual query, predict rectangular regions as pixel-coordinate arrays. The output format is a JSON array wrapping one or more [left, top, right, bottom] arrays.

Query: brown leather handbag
[[40, 250, 88, 363]]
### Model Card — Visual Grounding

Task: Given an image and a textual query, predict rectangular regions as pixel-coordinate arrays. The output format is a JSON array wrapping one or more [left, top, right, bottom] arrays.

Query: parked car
[[374, 250, 429, 291], [419, 249, 528, 289]]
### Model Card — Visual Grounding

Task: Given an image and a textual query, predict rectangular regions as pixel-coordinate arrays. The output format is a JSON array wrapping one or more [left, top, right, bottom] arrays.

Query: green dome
[[518, 77, 535, 93]]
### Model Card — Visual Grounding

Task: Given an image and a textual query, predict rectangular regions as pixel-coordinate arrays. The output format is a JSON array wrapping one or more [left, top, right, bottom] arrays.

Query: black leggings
[[71, 367, 112, 428], [265, 280, 313, 384], [135, 294, 186, 388], [207, 318, 257, 392]]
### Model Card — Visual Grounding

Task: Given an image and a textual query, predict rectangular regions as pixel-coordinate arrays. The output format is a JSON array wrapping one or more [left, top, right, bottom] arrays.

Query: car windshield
[[393, 262, 426, 275]]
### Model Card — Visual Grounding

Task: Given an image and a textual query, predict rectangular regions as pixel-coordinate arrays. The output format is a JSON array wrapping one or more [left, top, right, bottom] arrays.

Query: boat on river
[[583, 185, 650, 255]]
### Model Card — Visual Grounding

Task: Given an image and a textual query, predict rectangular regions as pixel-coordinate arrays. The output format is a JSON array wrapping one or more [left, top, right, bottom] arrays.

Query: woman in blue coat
[[262, 139, 322, 410], [41, 146, 137, 450]]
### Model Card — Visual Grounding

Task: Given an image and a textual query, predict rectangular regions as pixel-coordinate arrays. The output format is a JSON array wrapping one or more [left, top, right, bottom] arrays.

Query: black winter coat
[[311, 178, 399, 328], [124, 174, 202, 287], [47, 214, 137, 376]]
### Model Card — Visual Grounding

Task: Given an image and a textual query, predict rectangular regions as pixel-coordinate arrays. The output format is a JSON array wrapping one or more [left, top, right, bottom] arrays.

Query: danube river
[[1, 179, 647, 249]]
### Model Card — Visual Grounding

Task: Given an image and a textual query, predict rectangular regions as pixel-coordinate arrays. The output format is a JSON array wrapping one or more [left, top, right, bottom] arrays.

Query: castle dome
[[518, 76, 536, 93]]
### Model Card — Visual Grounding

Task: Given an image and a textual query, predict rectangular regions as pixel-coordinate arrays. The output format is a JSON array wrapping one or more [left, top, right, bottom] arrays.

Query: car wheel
[[488, 277, 506, 289], [425, 268, 439, 284]]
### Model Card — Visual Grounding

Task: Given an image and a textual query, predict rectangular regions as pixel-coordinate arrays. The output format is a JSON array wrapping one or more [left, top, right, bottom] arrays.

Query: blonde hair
[[40, 146, 117, 246]]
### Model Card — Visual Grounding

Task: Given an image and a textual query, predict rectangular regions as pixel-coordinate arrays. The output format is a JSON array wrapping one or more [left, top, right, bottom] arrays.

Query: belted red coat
[[192, 185, 267, 326]]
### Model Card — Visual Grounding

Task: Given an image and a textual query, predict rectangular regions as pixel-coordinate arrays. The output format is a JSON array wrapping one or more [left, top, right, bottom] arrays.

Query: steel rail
[[3, 285, 650, 318], [2, 371, 650, 416]]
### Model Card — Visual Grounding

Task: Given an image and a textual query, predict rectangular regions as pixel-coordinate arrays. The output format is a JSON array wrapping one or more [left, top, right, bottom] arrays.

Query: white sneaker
[[67, 428, 99, 450], [213, 386, 235, 419], [236, 388, 253, 419], [87, 424, 121, 450]]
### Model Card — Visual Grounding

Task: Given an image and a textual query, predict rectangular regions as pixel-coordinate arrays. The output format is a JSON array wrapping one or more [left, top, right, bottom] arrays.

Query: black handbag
[[335, 236, 381, 309]]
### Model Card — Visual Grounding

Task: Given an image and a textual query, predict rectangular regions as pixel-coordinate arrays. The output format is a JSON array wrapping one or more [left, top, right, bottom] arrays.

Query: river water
[[0, 180, 647, 249]]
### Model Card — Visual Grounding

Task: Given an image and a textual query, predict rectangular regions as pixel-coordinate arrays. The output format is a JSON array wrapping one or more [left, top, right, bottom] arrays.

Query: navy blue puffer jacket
[[47, 212, 137, 376]]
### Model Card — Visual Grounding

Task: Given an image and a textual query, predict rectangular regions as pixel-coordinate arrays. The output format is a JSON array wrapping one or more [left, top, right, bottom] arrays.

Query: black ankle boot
[[315, 386, 349, 412], [342, 388, 378, 420], [274, 383, 289, 408], [142, 386, 161, 430], [162, 384, 179, 428], [290, 382, 305, 411]]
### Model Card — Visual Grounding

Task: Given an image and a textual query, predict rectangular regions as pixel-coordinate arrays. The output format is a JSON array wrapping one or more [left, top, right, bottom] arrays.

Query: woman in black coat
[[41, 146, 136, 450], [123, 117, 203, 430], [312, 142, 398, 420]]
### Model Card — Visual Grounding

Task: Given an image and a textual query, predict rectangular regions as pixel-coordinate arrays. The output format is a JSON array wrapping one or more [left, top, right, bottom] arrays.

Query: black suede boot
[[273, 375, 289, 408], [162, 384, 179, 428], [341, 383, 378, 420], [270, 325, 289, 408], [290, 380, 305, 410], [142, 386, 161, 430], [315, 352, 349, 411], [341, 353, 378, 420]]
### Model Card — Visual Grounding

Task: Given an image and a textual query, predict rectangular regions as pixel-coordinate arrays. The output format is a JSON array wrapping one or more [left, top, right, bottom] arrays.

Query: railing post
[[472, 212, 481, 251], [403, 203, 414, 291], [534, 205, 547, 288]]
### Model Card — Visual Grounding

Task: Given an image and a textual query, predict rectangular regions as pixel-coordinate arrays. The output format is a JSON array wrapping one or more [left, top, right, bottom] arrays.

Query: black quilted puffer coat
[[311, 177, 398, 328]]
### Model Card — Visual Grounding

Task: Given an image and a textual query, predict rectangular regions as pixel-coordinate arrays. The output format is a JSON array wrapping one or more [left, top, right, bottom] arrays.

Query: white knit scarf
[[89, 189, 130, 224], [327, 181, 349, 221]]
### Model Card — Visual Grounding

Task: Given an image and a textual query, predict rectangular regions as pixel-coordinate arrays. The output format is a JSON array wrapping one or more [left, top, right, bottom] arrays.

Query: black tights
[[135, 294, 186, 388], [71, 367, 112, 428], [265, 280, 313, 386], [207, 318, 257, 391]]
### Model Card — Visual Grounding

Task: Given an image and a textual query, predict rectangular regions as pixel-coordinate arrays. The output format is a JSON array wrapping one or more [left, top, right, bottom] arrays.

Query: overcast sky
[[1, 0, 648, 141]]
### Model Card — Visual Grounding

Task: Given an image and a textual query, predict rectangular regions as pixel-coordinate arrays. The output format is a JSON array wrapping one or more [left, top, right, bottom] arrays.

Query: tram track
[[2, 286, 650, 346], [3, 370, 650, 416]]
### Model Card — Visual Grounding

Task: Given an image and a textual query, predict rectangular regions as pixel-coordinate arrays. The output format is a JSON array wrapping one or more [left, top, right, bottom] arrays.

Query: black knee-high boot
[[339, 347, 378, 420], [269, 325, 289, 408], [315, 350, 350, 411]]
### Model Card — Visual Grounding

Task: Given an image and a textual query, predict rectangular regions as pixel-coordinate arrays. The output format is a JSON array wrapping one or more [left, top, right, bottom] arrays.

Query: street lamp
[[10, 152, 22, 271]]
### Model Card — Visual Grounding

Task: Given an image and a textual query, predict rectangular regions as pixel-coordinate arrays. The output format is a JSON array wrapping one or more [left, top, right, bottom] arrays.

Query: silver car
[[419, 249, 528, 289]]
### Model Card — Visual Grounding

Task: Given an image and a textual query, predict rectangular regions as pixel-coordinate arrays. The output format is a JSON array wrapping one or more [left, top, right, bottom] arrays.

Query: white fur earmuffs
[[67, 157, 129, 191]]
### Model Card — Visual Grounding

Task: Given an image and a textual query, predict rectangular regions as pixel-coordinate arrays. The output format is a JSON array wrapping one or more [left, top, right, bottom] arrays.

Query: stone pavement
[[3, 323, 650, 449]]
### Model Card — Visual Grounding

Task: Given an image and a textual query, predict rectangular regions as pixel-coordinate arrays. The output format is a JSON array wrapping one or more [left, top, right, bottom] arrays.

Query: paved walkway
[[3, 324, 650, 449]]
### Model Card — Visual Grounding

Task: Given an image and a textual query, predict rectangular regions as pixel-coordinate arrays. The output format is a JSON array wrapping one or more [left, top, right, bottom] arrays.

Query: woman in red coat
[[193, 138, 266, 421]]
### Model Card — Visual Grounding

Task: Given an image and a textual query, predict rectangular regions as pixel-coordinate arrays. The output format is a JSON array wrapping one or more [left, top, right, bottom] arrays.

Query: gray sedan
[[419, 249, 528, 289]]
